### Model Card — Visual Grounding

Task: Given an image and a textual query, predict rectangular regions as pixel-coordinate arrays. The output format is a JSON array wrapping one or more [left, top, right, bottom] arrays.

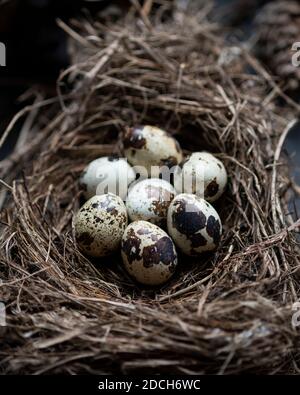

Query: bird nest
[[0, 2, 300, 374]]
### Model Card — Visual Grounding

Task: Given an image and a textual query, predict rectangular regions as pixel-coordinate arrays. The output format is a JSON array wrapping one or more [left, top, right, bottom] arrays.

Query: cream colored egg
[[126, 178, 176, 227], [75, 193, 128, 257], [123, 125, 183, 175], [79, 156, 136, 200], [121, 221, 178, 286], [174, 152, 227, 202], [167, 193, 222, 256]]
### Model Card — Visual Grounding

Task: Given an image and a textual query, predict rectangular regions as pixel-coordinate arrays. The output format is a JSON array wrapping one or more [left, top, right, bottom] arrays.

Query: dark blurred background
[[0, 0, 299, 215], [0, 0, 127, 158]]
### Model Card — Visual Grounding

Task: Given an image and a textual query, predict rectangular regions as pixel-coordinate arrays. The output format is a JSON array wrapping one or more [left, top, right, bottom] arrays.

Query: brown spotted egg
[[123, 125, 183, 175], [174, 152, 227, 202], [121, 221, 178, 286], [167, 193, 222, 256], [79, 156, 135, 200], [75, 193, 128, 257], [126, 178, 176, 227]]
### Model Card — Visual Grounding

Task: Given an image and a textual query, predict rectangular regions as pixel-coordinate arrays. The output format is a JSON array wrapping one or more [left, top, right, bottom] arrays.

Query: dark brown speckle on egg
[[206, 215, 221, 244], [142, 236, 176, 268], [121, 228, 142, 264], [172, 199, 207, 235], [205, 178, 219, 199], [155, 236, 177, 266], [123, 126, 147, 150]]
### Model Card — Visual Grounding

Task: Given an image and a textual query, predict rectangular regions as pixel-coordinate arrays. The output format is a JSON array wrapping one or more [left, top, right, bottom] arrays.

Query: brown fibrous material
[[255, 0, 300, 92], [0, 2, 300, 375]]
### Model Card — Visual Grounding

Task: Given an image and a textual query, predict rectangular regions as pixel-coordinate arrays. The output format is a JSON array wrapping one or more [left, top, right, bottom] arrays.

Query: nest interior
[[0, 2, 300, 374]]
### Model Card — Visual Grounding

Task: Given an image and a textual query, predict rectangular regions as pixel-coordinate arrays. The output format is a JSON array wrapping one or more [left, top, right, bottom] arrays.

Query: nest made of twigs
[[0, 2, 300, 375]]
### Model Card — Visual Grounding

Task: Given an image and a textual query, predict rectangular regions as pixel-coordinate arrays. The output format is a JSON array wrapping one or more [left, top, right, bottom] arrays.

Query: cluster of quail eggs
[[74, 125, 227, 286]]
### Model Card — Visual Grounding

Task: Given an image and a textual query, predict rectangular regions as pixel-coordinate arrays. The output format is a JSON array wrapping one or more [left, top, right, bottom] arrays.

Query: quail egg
[[79, 156, 136, 200], [123, 125, 183, 175], [75, 193, 128, 257], [174, 152, 227, 202], [126, 178, 176, 227], [121, 221, 178, 286], [167, 193, 222, 256]]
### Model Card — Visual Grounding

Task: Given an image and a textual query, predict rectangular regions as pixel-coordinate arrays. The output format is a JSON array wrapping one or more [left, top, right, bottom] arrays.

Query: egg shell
[[75, 193, 128, 257], [126, 178, 176, 227], [79, 156, 136, 200], [123, 125, 183, 175], [121, 221, 178, 286], [174, 152, 227, 202], [167, 193, 222, 256]]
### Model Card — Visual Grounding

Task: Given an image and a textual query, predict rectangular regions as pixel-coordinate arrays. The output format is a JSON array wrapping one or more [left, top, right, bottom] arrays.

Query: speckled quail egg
[[126, 178, 176, 227], [79, 156, 136, 200], [75, 193, 128, 257], [167, 193, 222, 256], [174, 152, 227, 202], [123, 125, 183, 175], [121, 221, 178, 286]]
